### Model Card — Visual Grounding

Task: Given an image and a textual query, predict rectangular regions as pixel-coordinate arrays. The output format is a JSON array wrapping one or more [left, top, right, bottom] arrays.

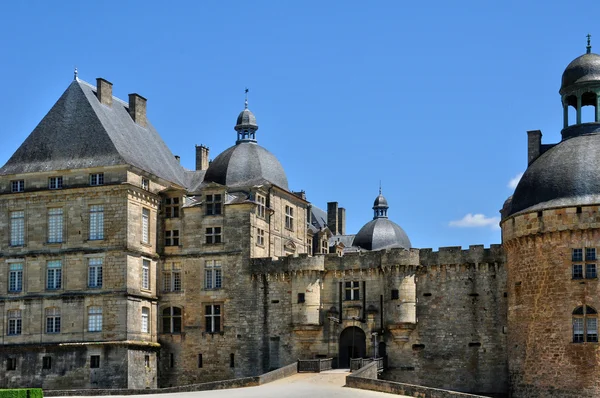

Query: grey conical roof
[[0, 79, 187, 187]]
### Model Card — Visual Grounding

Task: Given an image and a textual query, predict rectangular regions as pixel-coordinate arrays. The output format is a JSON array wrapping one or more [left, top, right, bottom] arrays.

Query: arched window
[[162, 307, 182, 333], [573, 305, 598, 343]]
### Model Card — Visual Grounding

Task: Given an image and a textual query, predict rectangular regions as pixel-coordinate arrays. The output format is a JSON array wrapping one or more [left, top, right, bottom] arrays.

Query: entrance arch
[[338, 326, 366, 368]]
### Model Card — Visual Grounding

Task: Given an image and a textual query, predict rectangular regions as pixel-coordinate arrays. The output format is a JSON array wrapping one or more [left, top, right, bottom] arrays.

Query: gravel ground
[[69, 371, 409, 398]]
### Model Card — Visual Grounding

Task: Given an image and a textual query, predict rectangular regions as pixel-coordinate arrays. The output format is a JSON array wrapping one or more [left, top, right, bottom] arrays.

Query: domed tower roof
[[509, 38, 600, 216], [353, 190, 411, 251], [204, 91, 289, 190]]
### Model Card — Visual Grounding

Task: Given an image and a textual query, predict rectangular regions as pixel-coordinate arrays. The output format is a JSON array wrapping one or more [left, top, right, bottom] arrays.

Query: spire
[[587, 34, 592, 54], [244, 88, 249, 109], [379, 180, 382, 195], [74, 67, 78, 81]]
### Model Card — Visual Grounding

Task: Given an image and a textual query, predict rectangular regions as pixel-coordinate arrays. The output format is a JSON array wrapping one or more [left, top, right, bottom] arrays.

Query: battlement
[[251, 253, 325, 274], [419, 244, 504, 266]]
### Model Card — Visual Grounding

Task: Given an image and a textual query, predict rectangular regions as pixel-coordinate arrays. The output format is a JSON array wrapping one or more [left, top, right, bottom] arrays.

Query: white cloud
[[449, 213, 501, 230], [508, 172, 523, 189]]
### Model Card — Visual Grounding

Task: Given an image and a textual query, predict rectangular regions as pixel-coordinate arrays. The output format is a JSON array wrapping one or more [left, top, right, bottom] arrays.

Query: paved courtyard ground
[[71, 370, 409, 398]]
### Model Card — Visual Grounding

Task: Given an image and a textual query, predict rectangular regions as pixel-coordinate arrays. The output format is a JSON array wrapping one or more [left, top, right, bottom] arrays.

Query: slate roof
[[508, 132, 600, 216], [203, 141, 289, 190], [0, 79, 187, 187], [353, 218, 412, 251], [561, 52, 600, 94]]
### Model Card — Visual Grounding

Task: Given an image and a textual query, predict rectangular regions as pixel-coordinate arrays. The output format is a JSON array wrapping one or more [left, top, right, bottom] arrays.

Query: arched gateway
[[338, 326, 366, 368]]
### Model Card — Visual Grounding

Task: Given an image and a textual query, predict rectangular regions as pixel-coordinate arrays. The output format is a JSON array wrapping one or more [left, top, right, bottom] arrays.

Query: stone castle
[[1, 44, 600, 397]]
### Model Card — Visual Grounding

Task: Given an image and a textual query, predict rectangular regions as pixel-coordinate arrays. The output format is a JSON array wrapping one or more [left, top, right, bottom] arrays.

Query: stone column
[[596, 92, 600, 122], [563, 100, 569, 128], [577, 95, 582, 124]]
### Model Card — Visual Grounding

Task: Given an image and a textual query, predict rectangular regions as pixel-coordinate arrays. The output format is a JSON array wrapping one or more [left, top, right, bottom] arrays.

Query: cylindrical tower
[[502, 38, 600, 398]]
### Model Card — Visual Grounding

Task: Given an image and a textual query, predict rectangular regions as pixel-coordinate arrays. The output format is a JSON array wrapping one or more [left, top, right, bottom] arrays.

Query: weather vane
[[244, 87, 249, 109], [587, 34, 592, 54]]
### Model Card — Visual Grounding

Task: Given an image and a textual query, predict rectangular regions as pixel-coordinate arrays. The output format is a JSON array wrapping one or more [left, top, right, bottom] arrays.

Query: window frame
[[47, 208, 64, 244], [88, 258, 103, 288], [205, 194, 222, 216], [256, 228, 265, 246], [345, 281, 360, 301], [285, 205, 294, 230], [142, 208, 150, 244], [7, 309, 22, 336], [90, 173, 104, 186], [46, 260, 62, 290], [163, 263, 182, 292], [11, 180, 24, 193], [141, 307, 150, 333], [205, 227, 222, 244], [45, 307, 61, 334], [205, 304, 221, 333], [10, 210, 25, 246], [162, 307, 182, 334], [142, 259, 151, 290], [256, 194, 266, 218], [165, 230, 180, 246], [48, 176, 63, 190], [88, 306, 103, 332], [164, 197, 180, 218], [8, 263, 23, 293], [90, 355, 100, 368], [205, 260, 222, 290], [573, 305, 598, 343], [89, 205, 104, 240]]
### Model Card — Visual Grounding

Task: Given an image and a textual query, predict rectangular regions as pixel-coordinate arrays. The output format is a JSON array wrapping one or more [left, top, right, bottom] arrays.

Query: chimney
[[337, 207, 346, 235], [128, 93, 147, 127], [527, 130, 542, 165], [196, 145, 210, 171], [96, 78, 113, 106], [327, 202, 339, 235], [174, 155, 180, 163]]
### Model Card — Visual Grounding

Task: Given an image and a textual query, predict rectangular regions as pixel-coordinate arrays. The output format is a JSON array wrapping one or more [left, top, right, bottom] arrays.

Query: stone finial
[[587, 33, 592, 54], [74, 67, 78, 81]]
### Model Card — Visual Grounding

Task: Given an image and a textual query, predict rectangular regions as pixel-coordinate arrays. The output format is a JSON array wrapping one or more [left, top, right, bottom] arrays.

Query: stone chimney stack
[[527, 130, 542, 165], [96, 78, 113, 106], [196, 145, 210, 171], [337, 207, 346, 235], [327, 202, 339, 235], [128, 93, 147, 127]]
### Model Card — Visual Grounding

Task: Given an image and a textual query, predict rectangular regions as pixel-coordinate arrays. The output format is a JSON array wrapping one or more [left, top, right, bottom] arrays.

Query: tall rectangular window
[[141, 307, 149, 333], [142, 208, 150, 244], [205, 227, 221, 244], [165, 197, 180, 218], [345, 281, 360, 300], [141, 178, 149, 190], [11, 180, 24, 193], [574, 317, 584, 343], [142, 259, 150, 290], [7, 310, 22, 335], [90, 355, 100, 368], [205, 304, 221, 333], [88, 306, 102, 332], [48, 176, 63, 189], [587, 248, 597, 261], [163, 263, 182, 292], [89, 205, 104, 240], [588, 318, 599, 342], [587, 263, 597, 279], [205, 194, 222, 215], [90, 173, 104, 186], [205, 260, 222, 289], [165, 230, 179, 246], [47, 260, 62, 290], [256, 228, 265, 246], [573, 248, 583, 262], [8, 263, 23, 292], [88, 258, 103, 288], [42, 357, 52, 370], [285, 205, 294, 230], [10, 211, 25, 246], [48, 208, 63, 243], [45, 307, 61, 334], [256, 195, 266, 218]]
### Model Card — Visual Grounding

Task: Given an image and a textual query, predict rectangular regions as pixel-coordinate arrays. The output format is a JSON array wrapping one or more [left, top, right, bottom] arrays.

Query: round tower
[[502, 37, 600, 398]]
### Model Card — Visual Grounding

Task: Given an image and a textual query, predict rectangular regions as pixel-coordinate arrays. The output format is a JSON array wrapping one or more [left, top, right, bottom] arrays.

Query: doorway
[[338, 326, 366, 368]]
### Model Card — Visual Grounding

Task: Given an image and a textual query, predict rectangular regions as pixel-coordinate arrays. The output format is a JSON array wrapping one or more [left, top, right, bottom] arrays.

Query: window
[[307, 238, 313, 256], [573, 248, 597, 279], [205, 304, 221, 333], [205, 227, 222, 244], [142, 259, 150, 290], [89, 205, 104, 240], [573, 306, 598, 343], [10, 211, 25, 246], [142, 208, 150, 244], [198, 354, 203, 368], [322, 240, 328, 254], [256, 228, 265, 246], [144, 355, 150, 367], [141, 178, 149, 190], [391, 289, 400, 300], [8, 263, 23, 292], [48, 176, 63, 189], [88, 306, 103, 332], [162, 307, 182, 333], [6, 358, 16, 371], [587, 248, 597, 261], [45, 307, 61, 334], [205, 260, 222, 289], [11, 180, 24, 193], [165, 230, 179, 246], [88, 258, 103, 288], [205, 194, 222, 215], [256, 195, 266, 218], [42, 356, 52, 370], [165, 197, 180, 218], [170, 353, 174, 368], [345, 281, 360, 301], [141, 307, 150, 333], [163, 263, 182, 292], [7, 310, 22, 335], [48, 208, 63, 243], [90, 355, 100, 368], [285, 205, 294, 230], [230, 353, 235, 368], [297, 293, 305, 303], [46, 260, 62, 290], [90, 173, 104, 186]]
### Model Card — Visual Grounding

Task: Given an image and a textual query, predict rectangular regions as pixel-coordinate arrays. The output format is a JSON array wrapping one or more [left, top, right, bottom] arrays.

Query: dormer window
[[90, 173, 104, 186], [165, 198, 180, 218], [11, 180, 24, 193], [49, 176, 63, 190], [141, 178, 149, 191], [206, 194, 222, 215]]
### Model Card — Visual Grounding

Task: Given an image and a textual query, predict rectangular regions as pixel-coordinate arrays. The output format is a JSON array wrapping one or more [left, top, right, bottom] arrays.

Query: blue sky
[[0, 1, 595, 249]]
